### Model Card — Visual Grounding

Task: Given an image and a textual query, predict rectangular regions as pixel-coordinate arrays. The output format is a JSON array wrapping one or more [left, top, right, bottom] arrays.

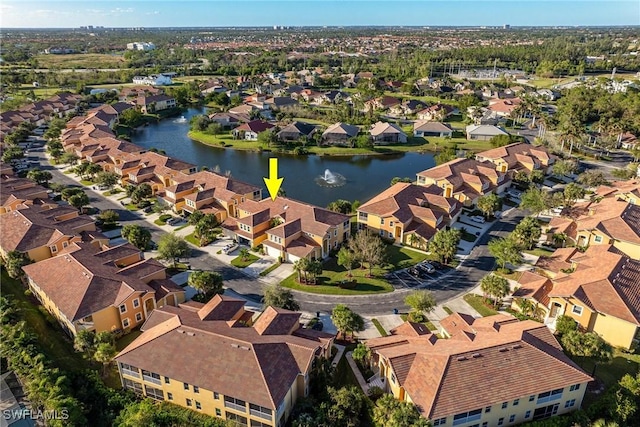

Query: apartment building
[[357, 183, 461, 247], [222, 197, 350, 262], [21, 242, 185, 337], [0, 204, 105, 262], [0, 176, 50, 214], [475, 143, 555, 174], [416, 158, 510, 207], [365, 314, 592, 426], [115, 296, 334, 427]]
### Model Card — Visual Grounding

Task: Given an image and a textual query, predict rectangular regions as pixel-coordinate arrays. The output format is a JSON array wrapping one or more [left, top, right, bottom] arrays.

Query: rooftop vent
[[283, 205, 289, 210], [186, 332, 196, 337], [456, 356, 467, 361], [511, 344, 522, 350], [239, 345, 250, 351], [472, 353, 482, 358], [177, 329, 185, 334], [499, 348, 509, 353], [231, 343, 240, 348]]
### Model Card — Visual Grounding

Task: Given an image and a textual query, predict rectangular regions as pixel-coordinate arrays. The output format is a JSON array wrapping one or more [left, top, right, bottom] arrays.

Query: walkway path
[[345, 351, 369, 393]]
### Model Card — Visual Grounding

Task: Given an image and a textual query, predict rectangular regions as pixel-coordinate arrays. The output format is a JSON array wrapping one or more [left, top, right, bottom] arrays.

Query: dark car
[[429, 261, 444, 270], [143, 206, 153, 213], [311, 321, 324, 331], [147, 241, 158, 251]]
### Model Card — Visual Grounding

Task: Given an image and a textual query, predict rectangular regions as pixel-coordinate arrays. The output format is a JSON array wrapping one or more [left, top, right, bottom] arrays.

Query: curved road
[[35, 146, 523, 316]]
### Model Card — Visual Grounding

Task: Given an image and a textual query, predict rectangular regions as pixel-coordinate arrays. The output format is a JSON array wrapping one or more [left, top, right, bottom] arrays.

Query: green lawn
[[524, 247, 556, 257], [116, 330, 143, 351], [371, 318, 389, 337], [385, 245, 429, 270], [495, 270, 524, 281], [2, 270, 89, 372], [230, 253, 260, 268], [573, 350, 640, 390], [259, 261, 282, 277], [125, 203, 138, 211], [443, 306, 453, 315], [184, 233, 200, 246], [463, 294, 499, 317], [189, 131, 260, 150], [80, 179, 94, 186], [174, 224, 190, 232], [400, 313, 438, 331], [459, 228, 478, 242]]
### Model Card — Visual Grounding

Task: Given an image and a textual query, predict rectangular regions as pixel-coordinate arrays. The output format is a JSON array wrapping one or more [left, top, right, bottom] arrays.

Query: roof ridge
[[250, 342, 278, 408], [117, 315, 183, 357]]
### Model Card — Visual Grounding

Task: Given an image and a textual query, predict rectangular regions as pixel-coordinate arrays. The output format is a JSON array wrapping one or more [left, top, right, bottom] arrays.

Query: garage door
[[265, 245, 281, 259], [286, 253, 301, 263]]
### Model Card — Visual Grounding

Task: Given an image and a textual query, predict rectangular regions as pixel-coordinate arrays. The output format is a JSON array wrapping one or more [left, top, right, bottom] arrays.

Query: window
[[251, 421, 271, 427], [509, 415, 515, 423], [334, 229, 337, 237], [537, 388, 563, 404], [195, 401, 202, 410], [525, 411, 531, 419], [482, 423, 488, 427], [570, 384, 581, 392], [250, 403, 273, 420], [141, 370, 161, 385], [122, 378, 142, 393], [433, 418, 446, 426], [225, 412, 247, 426], [215, 408, 221, 416], [214, 392, 220, 399], [122, 318, 130, 328], [565, 399, 576, 408], [136, 313, 143, 322], [513, 399, 519, 406], [358, 212, 368, 221], [380, 218, 385, 225], [164, 377, 170, 384], [119, 304, 127, 314], [572, 305, 583, 316], [391, 373, 396, 384], [379, 230, 384, 236], [167, 392, 173, 400], [502, 402, 508, 409], [186, 398, 192, 406], [390, 221, 394, 227], [193, 386, 199, 393], [529, 395, 535, 402], [498, 418, 504, 426], [485, 406, 491, 413], [224, 396, 247, 412], [133, 298, 140, 308], [144, 385, 164, 401], [388, 231, 393, 238], [533, 403, 559, 421], [50, 245, 58, 253], [62, 241, 68, 248], [453, 409, 482, 426], [594, 235, 603, 243], [184, 383, 190, 390], [120, 363, 140, 378]]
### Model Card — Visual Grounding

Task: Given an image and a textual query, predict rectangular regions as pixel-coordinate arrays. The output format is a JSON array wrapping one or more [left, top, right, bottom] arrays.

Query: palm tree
[[408, 234, 420, 249], [239, 247, 250, 262], [516, 298, 534, 317]]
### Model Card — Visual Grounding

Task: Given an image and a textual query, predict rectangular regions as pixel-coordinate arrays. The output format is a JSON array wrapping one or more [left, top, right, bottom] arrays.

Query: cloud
[[110, 7, 135, 14], [145, 11, 160, 15]]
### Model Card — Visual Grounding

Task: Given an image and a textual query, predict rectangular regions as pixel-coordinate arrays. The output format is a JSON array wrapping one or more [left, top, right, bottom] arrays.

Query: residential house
[[319, 90, 350, 104], [0, 204, 106, 262], [466, 125, 509, 141], [132, 74, 173, 86], [136, 95, 177, 114], [365, 314, 592, 426], [114, 297, 334, 427], [208, 112, 250, 129], [413, 121, 453, 138], [545, 199, 640, 258], [594, 179, 640, 205], [416, 158, 510, 206], [231, 120, 275, 141], [475, 142, 555, 174], [545, 244, 640, 349], [389, 100, 428, 117], [363, 96, 401, 113], [276, 121, 316, 142], [0, 177, 50, 214], [222, 197, 350, 262], [264, 97, 298, 110], [119, 86, 163, 101], [417, 104, 455, 121], [22, 242, 185, 337], [535, 89, 560, 101], [619, 132, 638, 150], [369, 121, 407, 144], [357, 183, 460, 247], [228, 104, 257, 117], [487, 98, 522, 117], [511, 271, 554, 318], [321, 122, 359, 145]]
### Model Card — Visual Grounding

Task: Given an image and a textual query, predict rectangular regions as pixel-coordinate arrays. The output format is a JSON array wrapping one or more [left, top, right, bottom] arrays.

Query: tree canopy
[[262, 283, 300, 311], [157, 233, 191, 267], [428, 228, 461, 264]]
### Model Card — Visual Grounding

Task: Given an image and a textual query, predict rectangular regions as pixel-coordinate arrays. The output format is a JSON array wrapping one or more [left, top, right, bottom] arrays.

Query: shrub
[[409, 312, 427, 323], [338, 280, 357, 289], [137, 200, 151, 208], [24, 289, 32, 297], [367, 386, 385, 401], [159, 214, 173, 222], [555, 315, 578, 336]]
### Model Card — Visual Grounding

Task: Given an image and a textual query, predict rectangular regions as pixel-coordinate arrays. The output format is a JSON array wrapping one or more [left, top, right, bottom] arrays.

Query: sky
[[1, 1, 639, 28]]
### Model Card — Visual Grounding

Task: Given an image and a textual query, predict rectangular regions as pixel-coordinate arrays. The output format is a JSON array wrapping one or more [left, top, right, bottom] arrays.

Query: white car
[[469, 215, 486, 224]]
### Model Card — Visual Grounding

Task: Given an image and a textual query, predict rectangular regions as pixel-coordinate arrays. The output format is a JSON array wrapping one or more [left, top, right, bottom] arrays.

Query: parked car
[[311, 321, 324, 331], [147, 241, 158, 251], [409, 268, 420, 277], [418, 262, 435, 274], [429, 261, 444, 270], [143, 206, 153, 213], [469, 215, 486, 224], [165, 217, 179, 225], [507, 189, 522, 198], [93, 185, 109, 191], [223, 243, 239, 254]]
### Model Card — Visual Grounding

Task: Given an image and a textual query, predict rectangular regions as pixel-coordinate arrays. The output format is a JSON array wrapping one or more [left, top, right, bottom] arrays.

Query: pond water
[[131, 108, 436, 207]]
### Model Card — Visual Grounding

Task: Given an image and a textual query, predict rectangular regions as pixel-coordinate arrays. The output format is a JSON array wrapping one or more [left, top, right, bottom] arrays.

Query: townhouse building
[[357, 183, 461, 248], [0, 204, 106, 262], [475, 143, 555, 175], [115, 296, 334, 427], [365, 314, 592, 426], [222, 197, 350, 262], [22, 242, 185, 337], [0, 176, 50, 214], [416, 158, 510, 207]]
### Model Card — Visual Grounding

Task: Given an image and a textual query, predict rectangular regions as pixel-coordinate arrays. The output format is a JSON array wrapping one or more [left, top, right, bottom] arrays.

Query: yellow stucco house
[[0, 177, 50, 214], [474, 142, 555, 174], [356, 182, 461, 248], [365, 314, 592, 426], [545, 245, 640, 350], [22, 242, 185, 337], [416, 158, 510, 207], [115, 296, 334, 427], [222, 197, 350, 262]]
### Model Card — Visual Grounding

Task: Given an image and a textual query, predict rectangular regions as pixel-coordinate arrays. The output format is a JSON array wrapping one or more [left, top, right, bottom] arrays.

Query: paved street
[[35, 147, 524, 316]]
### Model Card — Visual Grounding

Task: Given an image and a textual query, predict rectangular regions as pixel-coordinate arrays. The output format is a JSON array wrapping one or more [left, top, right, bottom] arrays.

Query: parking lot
[[386, 264, 454, 290]]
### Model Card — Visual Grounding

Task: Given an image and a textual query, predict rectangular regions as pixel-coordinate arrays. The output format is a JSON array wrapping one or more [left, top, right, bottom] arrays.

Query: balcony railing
[[142, 374, 161, 385], [249, 409, 272, 420], [224, 402, 246, 413], [121, 368, 140, 378]]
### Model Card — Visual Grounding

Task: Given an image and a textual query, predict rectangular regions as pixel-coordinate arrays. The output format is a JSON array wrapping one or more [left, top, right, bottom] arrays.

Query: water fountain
[[315, 168, 346, 187], [174, 115, 188, 123]]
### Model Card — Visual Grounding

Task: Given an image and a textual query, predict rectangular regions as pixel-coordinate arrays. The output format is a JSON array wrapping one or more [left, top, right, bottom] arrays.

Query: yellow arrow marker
[[263, 158, 284, 201]]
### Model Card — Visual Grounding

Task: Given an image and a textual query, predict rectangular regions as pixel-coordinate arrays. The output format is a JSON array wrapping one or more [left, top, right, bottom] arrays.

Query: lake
[[131, 108, 436, 208]]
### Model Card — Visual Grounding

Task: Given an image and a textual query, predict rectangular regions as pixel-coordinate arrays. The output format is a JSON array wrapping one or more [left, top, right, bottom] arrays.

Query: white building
[[132, 74, 173, 86], [126, 42, 156, 51]]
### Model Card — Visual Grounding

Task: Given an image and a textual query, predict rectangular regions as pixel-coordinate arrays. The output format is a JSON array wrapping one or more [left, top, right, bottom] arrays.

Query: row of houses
[[0, 92, 83, 136]]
